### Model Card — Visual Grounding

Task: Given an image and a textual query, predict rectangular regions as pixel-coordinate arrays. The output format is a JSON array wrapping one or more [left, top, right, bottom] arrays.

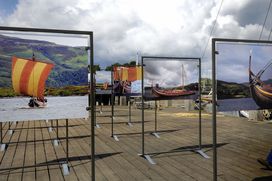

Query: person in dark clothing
[[258, 150, 272, 170]]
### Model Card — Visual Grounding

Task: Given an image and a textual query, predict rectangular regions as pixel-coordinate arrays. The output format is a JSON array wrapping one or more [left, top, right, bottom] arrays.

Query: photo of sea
[[216, 42, 272, 111]]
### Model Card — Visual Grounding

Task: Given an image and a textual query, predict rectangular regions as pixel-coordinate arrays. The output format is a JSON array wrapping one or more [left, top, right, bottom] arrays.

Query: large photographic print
[[0, 32, 89, 121], [143, 58, 199, 100], [216, 43, 272, 111], [95, 70, 111, 94], [113, 66, 142, 95]]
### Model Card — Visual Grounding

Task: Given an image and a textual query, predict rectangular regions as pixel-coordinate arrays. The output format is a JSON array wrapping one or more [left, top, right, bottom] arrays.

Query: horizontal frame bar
[[0, 26, 92, 35]]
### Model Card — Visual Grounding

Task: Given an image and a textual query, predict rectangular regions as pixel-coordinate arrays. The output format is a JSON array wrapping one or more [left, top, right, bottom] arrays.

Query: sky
[[1, 0, 272, 82]]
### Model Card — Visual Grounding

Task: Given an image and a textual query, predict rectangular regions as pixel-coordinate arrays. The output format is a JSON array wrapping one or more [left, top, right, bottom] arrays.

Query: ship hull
[[152, 87, 195, 97], [249, 84, 272, 109]]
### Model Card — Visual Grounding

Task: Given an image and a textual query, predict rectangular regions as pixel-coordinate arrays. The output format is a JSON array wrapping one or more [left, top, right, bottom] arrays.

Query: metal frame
[[110, 67, 142, 141], [0, 26, 95, 180], [140, 56, 208, 164], [211, 38, 272, 181]]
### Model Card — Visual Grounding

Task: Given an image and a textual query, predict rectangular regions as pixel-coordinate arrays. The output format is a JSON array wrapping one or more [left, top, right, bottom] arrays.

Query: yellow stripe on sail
[[12, 58, 28, 94], [136, 67, 142, 80], [27, 62, 47, 97], [122, 68, 128, 81]]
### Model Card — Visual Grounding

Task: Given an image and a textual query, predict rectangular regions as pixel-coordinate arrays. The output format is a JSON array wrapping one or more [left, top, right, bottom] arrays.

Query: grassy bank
[[0, 85, 88, 98]]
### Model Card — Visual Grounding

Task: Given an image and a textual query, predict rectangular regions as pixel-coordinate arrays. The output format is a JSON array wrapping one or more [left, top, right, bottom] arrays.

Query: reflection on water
[[0, 96, 88, 122], [217, 98, 259, 111]]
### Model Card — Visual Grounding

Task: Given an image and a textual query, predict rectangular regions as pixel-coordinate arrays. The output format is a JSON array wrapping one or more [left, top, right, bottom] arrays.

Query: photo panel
[[113, 66, 142, 95], [95, 70, 112, 93], [143, 58, 199, 100], [0, 30, 90, 121], [216, 42, 272, 111]]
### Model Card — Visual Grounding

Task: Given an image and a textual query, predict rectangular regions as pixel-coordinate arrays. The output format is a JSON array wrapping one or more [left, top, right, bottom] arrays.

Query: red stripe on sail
[[128, 68, 137, 81], [12, 56, 17, 72], [19, 60, 36, 95], [37, 64, 54, 98]]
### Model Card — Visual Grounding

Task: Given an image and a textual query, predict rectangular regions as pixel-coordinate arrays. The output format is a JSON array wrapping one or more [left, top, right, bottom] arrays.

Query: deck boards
[[0, 106, 272, 180]]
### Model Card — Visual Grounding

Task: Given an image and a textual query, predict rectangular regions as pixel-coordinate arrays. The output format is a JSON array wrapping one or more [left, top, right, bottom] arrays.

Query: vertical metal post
[[111, 70, 114, 137], [56, 119, 59, 140], [0, 122, 2, 144], [9, 122, 11, 130], [155, 100, 157, 133], [129, 97, 131, 124], [198, 59, 202, 149], [66, 119, 69, 163], [90, 33, 95, 181], [212, 39, 217, 181], [100, 95, 102, 113], [141, 57, 145, 156]]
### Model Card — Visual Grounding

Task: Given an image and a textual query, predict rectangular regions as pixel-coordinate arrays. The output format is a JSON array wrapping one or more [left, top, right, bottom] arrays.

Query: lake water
[[217, 98, 260, 111], [0, 96, 88, 122]]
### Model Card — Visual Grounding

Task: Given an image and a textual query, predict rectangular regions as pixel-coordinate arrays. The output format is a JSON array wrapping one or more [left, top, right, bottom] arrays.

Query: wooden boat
[[12, 55, 54, 107], [249, 54, 272, 109], [152, 86, 195, 97]]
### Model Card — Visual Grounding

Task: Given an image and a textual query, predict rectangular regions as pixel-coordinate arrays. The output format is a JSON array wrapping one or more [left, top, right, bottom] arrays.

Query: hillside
[[0, 34, 88, 88], [217, 80, 250, 99]]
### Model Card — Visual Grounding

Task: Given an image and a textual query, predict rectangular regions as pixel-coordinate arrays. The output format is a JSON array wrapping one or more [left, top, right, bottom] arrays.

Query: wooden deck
[[0, 106, 272, 181]]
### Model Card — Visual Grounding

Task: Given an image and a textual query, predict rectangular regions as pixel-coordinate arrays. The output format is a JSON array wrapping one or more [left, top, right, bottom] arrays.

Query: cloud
[[216, 43, 272, 83], [1, 0, 272, 82], [144, 59, 199, 87]]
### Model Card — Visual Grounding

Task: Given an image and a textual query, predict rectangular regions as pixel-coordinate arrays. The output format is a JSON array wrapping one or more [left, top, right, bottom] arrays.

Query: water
[[217, 98, 260, 111], [0, 96, 88, 122]]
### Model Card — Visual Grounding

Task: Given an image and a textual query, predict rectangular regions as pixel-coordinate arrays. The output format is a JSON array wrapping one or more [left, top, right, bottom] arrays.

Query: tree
[[105, 61, 136, 71]]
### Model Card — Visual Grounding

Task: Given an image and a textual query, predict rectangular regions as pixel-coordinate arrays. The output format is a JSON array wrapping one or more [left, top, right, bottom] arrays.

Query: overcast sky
[[1, 0, 272, 82]]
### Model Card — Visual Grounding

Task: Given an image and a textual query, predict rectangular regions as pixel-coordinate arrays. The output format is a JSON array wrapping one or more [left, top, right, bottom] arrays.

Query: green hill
[[0, 34, 88, 88], [217, 80, 250, 99]]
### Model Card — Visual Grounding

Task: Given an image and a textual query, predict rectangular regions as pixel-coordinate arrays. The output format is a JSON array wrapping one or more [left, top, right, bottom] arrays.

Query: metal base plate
[[48, 127, 53, 132], [0, 144, 6, 151], [113, 135, 119, 141], [53, 139, 59, 146], [151, 132, 160, 138], [144, 155, 156, 165], [112, 116, 116, 120], [45, 119, 49, 123], [8, 130, 13, 135], [62, 163, 70, 175], [127, 122, 133, 127], [95, 124, 101, 128], [195, 149, 210, 159]]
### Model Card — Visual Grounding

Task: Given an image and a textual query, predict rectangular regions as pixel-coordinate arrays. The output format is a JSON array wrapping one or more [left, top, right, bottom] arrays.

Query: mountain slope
[[0, 34, 88, 87]]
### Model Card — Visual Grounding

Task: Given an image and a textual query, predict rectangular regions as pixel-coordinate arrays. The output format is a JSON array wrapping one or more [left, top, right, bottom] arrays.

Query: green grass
[[0, 85, 88, 98]]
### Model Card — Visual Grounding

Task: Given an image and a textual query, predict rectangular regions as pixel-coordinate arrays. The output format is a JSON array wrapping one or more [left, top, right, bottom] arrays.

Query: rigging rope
[[201, 0, 224, 59], [259, 0, 272, 40]]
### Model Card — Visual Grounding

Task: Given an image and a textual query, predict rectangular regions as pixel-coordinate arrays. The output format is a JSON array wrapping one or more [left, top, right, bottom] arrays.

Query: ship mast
[[181, 64, 187, 88]]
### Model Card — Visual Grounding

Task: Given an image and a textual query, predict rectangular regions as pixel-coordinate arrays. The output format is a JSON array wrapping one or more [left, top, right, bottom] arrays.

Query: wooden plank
[[0, 121, 21, 181], [8, 121, 28, 181], [22, 121, 36, 181], [74, 118, 121, 181], [40, 120, 64, 181], [35, 120, 51, 181]]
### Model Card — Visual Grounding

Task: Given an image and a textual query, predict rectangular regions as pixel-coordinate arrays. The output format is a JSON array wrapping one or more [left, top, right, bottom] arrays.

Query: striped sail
[[12, 56, 54, 98], [113, 66, 142, 81]]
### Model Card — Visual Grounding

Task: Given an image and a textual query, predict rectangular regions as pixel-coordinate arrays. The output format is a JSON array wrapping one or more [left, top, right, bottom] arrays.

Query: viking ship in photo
[[152, 84, 195, 97], [12, 55, 54, 107], [151, 64, 196, 97], [249, 54, 272, 109]]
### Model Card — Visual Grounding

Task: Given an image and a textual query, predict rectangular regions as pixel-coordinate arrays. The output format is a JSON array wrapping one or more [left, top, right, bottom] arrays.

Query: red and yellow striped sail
[[12, 56, 54, 98], [113, 66, 142, 81]]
